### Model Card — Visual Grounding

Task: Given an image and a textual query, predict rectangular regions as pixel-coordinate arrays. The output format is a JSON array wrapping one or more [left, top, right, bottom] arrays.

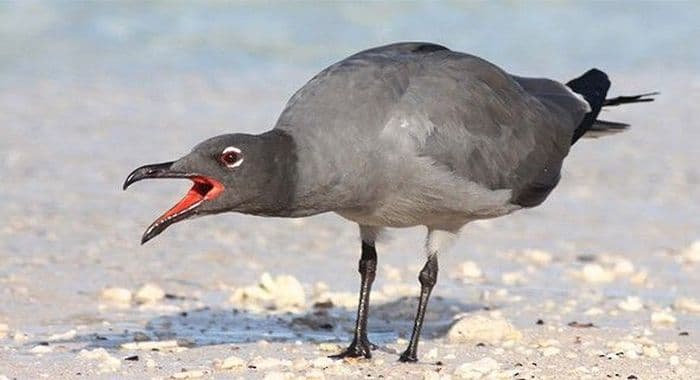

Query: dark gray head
[[124, 130, 296, 244]]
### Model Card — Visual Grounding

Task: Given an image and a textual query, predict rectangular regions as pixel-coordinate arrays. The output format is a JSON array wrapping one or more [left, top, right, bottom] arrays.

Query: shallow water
[[1, 2, 699, 378]]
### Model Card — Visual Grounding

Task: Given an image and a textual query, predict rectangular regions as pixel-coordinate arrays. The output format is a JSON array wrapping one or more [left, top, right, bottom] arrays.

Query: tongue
[[153, 176, 224, 225], [156, 185, 206, 224]]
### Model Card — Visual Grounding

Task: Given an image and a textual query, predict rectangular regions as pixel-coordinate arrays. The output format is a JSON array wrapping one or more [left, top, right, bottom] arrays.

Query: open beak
[[123, 162, 224, 244]]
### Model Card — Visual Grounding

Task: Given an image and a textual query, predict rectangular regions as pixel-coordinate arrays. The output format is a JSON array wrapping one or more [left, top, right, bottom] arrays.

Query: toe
[[329, 345, 372, 360], [398, 351, 418, 363]]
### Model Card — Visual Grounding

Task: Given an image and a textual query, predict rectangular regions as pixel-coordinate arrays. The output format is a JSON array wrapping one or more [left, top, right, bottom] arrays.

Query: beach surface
[[1, 3, 699, 379]]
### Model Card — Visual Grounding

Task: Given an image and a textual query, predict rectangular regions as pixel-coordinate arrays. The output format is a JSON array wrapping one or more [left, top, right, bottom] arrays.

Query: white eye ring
[[221, 146, 243, 168]]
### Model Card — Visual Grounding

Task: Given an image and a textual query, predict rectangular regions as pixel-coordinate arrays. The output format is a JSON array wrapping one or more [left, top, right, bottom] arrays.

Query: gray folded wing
[[276, 43, 587, 208]]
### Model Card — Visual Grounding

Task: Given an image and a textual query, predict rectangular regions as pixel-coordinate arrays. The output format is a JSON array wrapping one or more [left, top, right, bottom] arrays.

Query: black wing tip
[[583, 67, 609, 78], [569, 68, 611, 90]]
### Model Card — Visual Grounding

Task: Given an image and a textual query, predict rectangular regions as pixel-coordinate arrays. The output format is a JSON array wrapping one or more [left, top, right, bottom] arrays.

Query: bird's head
[[124, 132, 295, 244]]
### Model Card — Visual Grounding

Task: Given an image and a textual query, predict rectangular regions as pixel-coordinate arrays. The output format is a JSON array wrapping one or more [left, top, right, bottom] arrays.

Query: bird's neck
[[233, 129, 296, 217], [241, 129, 359, 218], [236, 129, 326, 218]]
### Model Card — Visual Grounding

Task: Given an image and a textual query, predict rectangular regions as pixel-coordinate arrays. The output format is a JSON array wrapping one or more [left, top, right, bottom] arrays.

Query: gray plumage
[[275, 42, 590, 227]]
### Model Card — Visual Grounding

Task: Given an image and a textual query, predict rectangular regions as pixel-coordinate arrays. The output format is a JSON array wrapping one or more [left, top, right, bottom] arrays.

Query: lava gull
[[124, 42, 654, 362]]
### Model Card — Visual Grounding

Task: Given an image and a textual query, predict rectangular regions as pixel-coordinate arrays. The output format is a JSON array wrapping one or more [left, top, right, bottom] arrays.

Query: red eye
[[220, 147, 242, 168]]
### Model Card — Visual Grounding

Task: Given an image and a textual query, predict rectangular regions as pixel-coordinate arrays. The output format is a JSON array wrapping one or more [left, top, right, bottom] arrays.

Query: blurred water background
[[2, 2, 699, 80], [0, 1, 699, 340]]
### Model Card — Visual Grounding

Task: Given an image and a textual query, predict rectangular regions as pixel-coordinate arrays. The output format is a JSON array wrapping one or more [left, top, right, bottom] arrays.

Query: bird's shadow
[[40, 296, 485, 353]]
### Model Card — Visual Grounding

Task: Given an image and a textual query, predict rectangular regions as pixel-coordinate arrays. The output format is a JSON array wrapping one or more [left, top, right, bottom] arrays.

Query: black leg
[[399, 253, 438, 362], [329, 241, 378, 359]]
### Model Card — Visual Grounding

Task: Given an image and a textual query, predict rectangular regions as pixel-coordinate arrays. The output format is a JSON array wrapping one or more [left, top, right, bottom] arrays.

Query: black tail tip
[[567, 68, 612, 145], [567, 68, 611, 96]]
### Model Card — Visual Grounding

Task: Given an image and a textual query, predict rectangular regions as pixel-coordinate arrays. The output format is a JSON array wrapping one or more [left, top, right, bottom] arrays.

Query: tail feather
[[566, 69, 611, 144], [604, 92, 659, 107], [584, 119, 630, 138], [567, 69, 656, 144]]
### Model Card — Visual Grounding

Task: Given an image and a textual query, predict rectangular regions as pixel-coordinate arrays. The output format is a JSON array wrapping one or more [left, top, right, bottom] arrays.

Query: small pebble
[[100, 287, 132, 304], [310, 356, 334, 369], [77, 348, 121, 373], [447, 314, 522, 344], [454, 261, 483, 280], [230, 273, 306, 311], [317, 342, 340, 352], [568, 321, 595, 328], [674, 297, 700, 313], [135, 283, 165, 303], [30, 344, 53, 354], [584, 307, 604, 316], [218, 355, 246, 370], [12, 331, 29, 343], [171, 370, 206, 379], [643, 346, 660, 358], [669, 356, 680, 366], [454, 357, 500, 379], [618, 296, 644, 312], [608, 340, 642, 359], [48, 329, 77, 341], [292, 358, 308, 371], [304, 368, 325, 380], [247, 357, 291, 370], [523, 249, 552, 265], [680, 241, 700, 263], [425, 347, 439, 360], [263, 372, 292, 380], [501, 271, 526, 286], [651, 310, 676, 325], [540, 347, 561, 357], [580, 264, 615, 283], [663, 342, 679, 353], [132, 331, 150, 341], [612, 258, 635, 275], [121, 340, 180, 350], [630, 271, 648, 285]]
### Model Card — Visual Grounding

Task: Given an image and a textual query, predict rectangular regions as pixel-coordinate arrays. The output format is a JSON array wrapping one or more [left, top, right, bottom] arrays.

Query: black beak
[[123, 161, 184, 190]]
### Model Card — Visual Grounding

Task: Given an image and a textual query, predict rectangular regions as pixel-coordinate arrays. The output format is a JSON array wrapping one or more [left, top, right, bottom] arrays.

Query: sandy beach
[[1, 2, 699, 379]]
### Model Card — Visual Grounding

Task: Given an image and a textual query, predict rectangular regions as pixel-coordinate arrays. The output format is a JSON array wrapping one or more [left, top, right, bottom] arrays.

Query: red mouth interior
[[154, 176, 224, 225]]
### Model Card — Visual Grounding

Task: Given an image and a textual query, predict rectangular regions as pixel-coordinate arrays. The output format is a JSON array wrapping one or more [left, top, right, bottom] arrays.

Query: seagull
[[123, 42, 655, 362]]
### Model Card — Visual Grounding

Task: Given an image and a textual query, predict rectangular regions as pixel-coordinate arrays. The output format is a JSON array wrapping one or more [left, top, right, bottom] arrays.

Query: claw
[[398, 350, 418, 363], [329, 340, 375, 360]]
